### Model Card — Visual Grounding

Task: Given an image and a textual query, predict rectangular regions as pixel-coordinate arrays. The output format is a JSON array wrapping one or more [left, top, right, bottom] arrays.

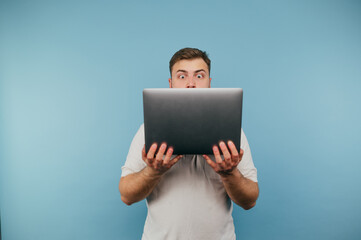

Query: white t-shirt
[[121, 124, 258, 240]]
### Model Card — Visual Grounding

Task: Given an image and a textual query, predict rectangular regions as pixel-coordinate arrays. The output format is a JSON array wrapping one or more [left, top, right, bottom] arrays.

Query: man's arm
[[119, 143, 182, 205], [119, 166, 162, 205], [220, 168, 259, 209], [203, 141, 259, 210]]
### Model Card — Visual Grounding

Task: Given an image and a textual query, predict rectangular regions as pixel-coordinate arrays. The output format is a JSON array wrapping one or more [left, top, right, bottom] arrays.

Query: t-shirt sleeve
[[121, 124, 147, 177], [237, 129, 258, 182]]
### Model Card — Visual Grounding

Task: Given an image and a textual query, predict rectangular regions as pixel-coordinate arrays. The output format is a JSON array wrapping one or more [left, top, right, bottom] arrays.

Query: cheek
[[172, 80, 187, 88], [197, 79, 211, 88]]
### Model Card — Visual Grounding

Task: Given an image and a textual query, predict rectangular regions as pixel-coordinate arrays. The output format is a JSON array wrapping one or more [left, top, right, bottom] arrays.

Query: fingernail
[[220, 142, 225, 147]]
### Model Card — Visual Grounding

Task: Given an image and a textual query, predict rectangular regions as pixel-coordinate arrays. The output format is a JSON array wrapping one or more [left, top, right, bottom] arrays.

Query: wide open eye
[[196, 74, 203, 79], [179, 75, 185, 79]]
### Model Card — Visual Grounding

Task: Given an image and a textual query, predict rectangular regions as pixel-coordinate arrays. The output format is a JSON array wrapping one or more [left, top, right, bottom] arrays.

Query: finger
[[155, 143, 167, 168], [213, 145, 225, 169], [239, 148, 244, 162], [142, 146, 152, 166], [227, 141, 240, 162], [142, 145, 147, 161], [147, 143, 157, 164], [163, 147, 174, 165], [202, 154, 218, 171], [156, 143, 167, 161], [169, 154, 183, 167], [219, 141, 231, 166]]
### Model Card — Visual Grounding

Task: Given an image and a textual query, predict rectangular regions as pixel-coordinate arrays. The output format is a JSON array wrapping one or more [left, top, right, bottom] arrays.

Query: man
[[119, 48, 259, 240]]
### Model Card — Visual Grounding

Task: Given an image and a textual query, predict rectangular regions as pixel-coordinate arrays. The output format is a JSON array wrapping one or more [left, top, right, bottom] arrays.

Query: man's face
[[169, 58, 211, 88]]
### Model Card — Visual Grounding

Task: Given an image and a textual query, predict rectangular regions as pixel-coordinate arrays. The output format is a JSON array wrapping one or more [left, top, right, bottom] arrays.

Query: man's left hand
[[202, 141, 244, 176]]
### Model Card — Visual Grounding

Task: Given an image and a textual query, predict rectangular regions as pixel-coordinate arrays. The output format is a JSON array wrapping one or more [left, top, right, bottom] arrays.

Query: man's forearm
[[119, 166, 163, 205], [221, 169, 259, 210]]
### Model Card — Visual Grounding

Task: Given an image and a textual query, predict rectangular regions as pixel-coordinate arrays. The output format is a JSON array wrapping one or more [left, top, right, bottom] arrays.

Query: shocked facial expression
[[169, 58, 211, 88]]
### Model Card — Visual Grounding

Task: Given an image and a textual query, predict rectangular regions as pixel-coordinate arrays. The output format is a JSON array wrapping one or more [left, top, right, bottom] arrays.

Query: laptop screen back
[[143, 88, 243, 154]]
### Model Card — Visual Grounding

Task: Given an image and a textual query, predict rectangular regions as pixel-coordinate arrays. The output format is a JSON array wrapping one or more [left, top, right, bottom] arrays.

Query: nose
[[187, 77, 196, 88]]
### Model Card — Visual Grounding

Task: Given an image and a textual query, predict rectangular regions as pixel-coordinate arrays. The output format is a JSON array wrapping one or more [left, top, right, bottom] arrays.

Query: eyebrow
[[176, 69, 206, 73]]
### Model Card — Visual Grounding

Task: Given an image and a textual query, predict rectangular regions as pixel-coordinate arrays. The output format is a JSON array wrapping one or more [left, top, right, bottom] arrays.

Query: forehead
[[172, 58, 209, 74]]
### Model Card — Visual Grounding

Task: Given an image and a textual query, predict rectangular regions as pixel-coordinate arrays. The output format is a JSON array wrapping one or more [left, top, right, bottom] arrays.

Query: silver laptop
[[143, 88, 243, 154]]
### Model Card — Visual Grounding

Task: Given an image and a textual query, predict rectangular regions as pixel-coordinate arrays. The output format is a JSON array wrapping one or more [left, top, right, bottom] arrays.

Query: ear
[[209, 78, 212, 88], [168, 78, 172, 88]]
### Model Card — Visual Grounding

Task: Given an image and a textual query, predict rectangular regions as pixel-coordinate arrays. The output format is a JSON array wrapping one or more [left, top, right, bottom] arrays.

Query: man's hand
[[119, 143, 182, 206], [202, 140, 259, 209], [202, 141, 243, 176], [142, 143, 183, 176]]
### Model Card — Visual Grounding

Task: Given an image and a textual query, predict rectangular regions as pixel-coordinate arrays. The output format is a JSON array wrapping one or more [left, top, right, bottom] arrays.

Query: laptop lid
[[143, 88, 243, 155]]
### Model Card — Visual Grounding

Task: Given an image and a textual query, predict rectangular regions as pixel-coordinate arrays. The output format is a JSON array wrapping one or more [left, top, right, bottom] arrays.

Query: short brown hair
[[169, 48, 211, 76]]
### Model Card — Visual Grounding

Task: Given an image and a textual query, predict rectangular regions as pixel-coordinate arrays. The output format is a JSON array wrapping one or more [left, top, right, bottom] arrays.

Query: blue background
[[1, 0, 361, 239]]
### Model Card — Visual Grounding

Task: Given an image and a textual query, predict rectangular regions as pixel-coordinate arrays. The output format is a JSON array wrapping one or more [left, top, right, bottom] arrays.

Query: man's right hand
[[142, 143, 183, 176], [119, 143, 182, 206]]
